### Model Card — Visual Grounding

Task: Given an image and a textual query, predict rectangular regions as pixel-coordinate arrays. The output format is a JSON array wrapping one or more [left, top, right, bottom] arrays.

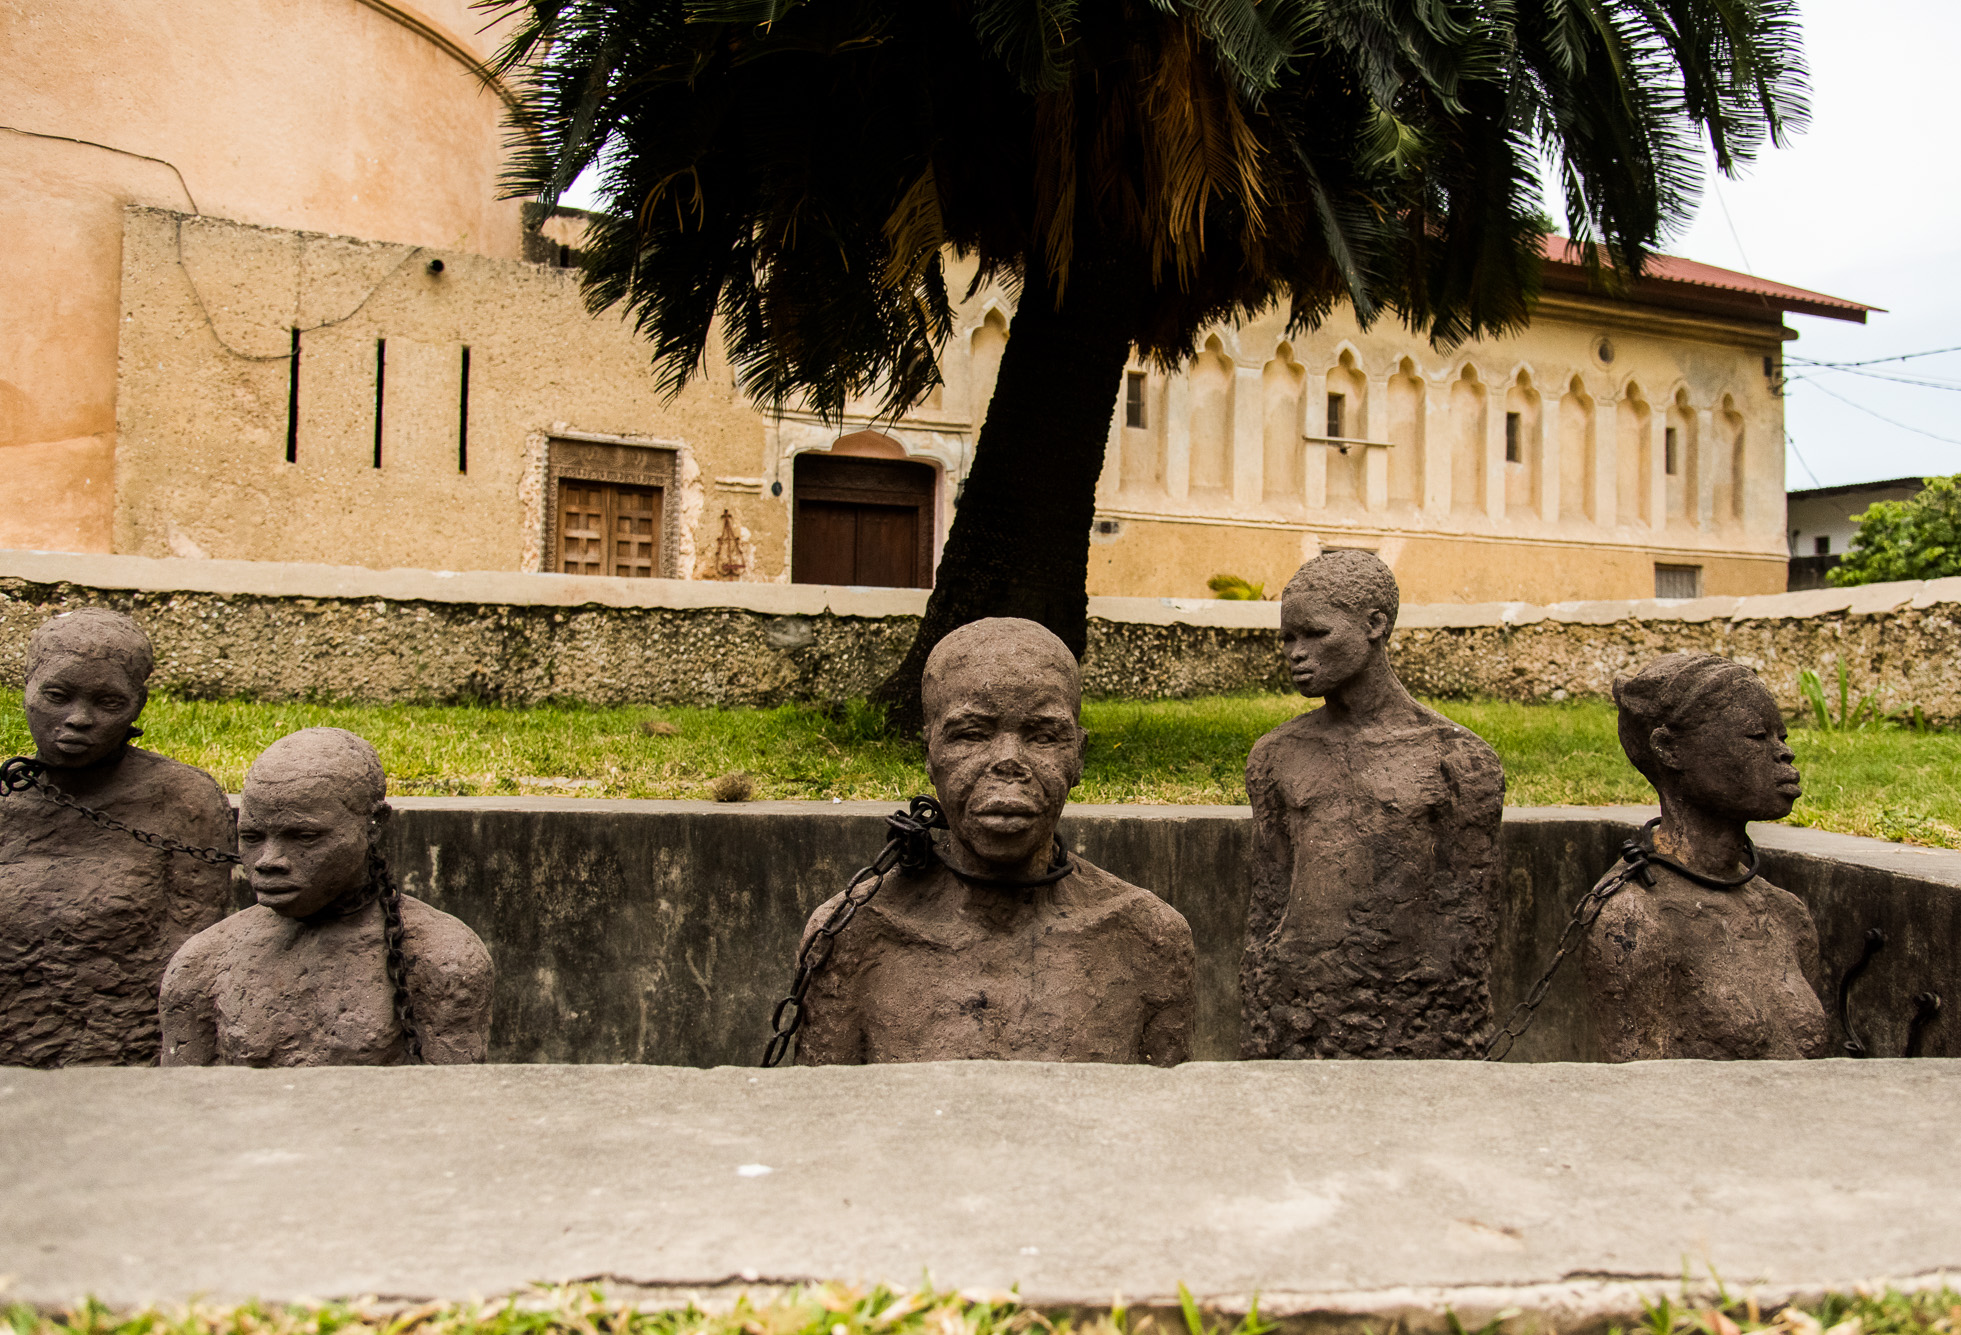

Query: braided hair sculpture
[[248, 728, 424, 1063]]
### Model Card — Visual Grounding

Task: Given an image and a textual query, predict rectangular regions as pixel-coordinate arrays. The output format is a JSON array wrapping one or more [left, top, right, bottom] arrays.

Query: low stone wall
[[374, 799, 1961, 1067], [4, 550, 1958, 716]]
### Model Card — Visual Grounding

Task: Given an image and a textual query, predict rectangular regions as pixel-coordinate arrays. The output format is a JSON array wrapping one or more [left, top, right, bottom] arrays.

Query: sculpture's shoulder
[[118, 747, 232, 822], [399, 895, 493, 982], [1061, 855, 1194, 954], [1246, 709, 1323, 784], [164, 904, 277, 983], [1408, 704, 1504, 789]]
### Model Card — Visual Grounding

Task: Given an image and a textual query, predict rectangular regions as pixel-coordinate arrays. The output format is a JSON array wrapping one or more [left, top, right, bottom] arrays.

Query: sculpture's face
[[1660, 679, 1802, 822], [926, 666, 1086, 872], [1279, 590, 1380, 699], [25, 655, 145, 768], [237, 774, 373, 919]]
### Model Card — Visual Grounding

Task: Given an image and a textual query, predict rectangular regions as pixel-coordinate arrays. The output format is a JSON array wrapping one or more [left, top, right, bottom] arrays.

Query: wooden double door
[[792, 454, 936, 588], [559, 480, 662, 577]]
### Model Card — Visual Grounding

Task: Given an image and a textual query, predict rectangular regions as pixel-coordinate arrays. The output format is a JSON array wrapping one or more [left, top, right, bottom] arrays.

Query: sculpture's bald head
[[921, 619, 1086, 878], [239, 729, 390, 919], [245, 728, 386, 813], [922, 618, 1082, 726], [24, 609, 155, 767]]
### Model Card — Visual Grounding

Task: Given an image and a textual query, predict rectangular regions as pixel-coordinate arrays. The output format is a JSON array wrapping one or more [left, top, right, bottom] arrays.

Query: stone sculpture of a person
[[160, 727, 493, 1066], [1582, 653, 1828, 1061], [1, 609, 234, 1067], [794, 618, 1195, 1066], [1242, 550, 1506, 1059]]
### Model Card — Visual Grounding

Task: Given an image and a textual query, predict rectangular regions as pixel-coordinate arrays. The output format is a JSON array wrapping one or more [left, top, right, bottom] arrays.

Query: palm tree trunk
[[872, 258, 1138, 734]]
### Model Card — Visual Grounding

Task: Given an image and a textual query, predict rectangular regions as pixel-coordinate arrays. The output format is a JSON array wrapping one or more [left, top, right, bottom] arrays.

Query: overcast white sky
[[562, 1, 1957, 489], [1661, 0, 1961, 489]]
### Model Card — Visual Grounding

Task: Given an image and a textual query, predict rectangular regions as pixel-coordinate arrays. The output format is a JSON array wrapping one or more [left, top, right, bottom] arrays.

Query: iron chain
[[760, 795, 947, 1068], [1483, 817, 1763, 1061], [1, 755, 240, 866]]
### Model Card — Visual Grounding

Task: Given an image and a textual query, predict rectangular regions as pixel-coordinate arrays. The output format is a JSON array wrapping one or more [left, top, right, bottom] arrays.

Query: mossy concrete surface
[[3, 1060, 1959, 1328]]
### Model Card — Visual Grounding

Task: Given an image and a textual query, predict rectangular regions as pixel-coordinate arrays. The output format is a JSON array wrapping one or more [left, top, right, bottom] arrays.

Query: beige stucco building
[[5, 0, 1872, 604]]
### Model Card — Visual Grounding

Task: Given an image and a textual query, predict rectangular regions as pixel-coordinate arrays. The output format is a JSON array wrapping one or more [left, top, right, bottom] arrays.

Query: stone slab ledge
[[4, 1060, 1958, 1329]]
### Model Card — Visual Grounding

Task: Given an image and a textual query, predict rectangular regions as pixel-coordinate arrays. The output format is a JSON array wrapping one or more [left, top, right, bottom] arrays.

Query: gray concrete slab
[[3, 1061, 1958, 1326]]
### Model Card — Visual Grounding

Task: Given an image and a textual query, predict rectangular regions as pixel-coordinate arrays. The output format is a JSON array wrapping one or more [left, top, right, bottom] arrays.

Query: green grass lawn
[[3, 691, 1956, 846], [6, 1283, 1959, 1335]]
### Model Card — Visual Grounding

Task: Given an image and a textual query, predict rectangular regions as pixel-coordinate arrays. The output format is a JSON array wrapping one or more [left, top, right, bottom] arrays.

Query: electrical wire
[[1, 123, 200, 214], [1788, 375, 1961, 448], [1783, 430, 1822, 488], [1786, 364, 1961, 392], [174, 215, 425, 363], [1788, 344, 1961, 369]]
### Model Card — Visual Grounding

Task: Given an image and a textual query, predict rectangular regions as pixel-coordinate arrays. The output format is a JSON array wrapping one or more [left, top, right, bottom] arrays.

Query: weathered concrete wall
[[1, 0, 529, 553], [5, 552, 1958, 717], [369, 799, 1961, 1067]]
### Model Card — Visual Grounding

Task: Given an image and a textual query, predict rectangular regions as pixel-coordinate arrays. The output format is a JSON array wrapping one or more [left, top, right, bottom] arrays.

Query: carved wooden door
[[559, 479, 663, 577]]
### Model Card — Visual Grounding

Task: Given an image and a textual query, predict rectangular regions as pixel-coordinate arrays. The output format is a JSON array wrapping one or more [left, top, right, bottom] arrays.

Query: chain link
[[761, 795, 947, 1068], [1, 754, 240, 865], [1483, 817, 1763, 1061]]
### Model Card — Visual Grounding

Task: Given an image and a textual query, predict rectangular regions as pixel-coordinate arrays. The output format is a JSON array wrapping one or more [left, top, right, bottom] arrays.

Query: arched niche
[[1386, 357, 1425, 509], [1616, 381, 1653, 525], [1450, 364, 1487, 515], [1189, 335, 1234, 494], [1714, 393, 1747, 527], [969, 309, 1009, 433], [1503, 372, 1543, 518], [1665, 388, 1697, 526], [1558, 376, 1596, 523], [1261, 341, 1306, 506], [1323, 350, 1368, 507]]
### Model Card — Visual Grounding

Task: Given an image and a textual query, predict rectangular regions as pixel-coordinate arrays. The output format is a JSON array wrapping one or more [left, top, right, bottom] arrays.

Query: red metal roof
[[1541, 236, 1879, 323]]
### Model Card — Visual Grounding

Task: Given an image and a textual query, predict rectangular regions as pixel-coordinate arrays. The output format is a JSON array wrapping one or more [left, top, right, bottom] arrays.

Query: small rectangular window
[[457, 346, 471, 474], [1815, 535, 1830, 556], [1124, 371, 1147, 429], [285, 328, 301, 464], [1326, 392, 1345, 440], [372, 338, 386, 469], [1655, 563, 1702, 599], [1504, 412, 1521, 463], [1664, 426, 1679, 476]]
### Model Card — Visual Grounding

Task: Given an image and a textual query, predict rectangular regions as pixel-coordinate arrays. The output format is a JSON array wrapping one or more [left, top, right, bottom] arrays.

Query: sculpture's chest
[[850, 912, 1153, 1062], [0, 806, 174, 957], [1269, 733, 1454, 831], [209, 927, 404, 1066]]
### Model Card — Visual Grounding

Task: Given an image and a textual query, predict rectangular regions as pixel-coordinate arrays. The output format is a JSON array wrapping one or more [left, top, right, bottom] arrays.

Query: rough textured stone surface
[[1243, 553, 1505, 1060], [0, 750, 233, 1066], [6, 557, 1960, 712], [796, 620, 1195, 1067], [3, 607, 233, 1067], [161, 897, 493, 1066], [1580, 656, 1830, 1062], [160, 729, 493, 1067], [365, 801, 1961, 1067], [4, 1061, 1961, 1327]]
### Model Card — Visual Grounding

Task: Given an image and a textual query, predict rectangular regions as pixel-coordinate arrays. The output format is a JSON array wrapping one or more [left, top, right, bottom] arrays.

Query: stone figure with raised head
[[1, 609, 234, 1067], [1582, 654, 1828, 1061], [160, 728, 493, 1066], [1242, 550, 1506, 1059], [794, 618, 1195, 1066]]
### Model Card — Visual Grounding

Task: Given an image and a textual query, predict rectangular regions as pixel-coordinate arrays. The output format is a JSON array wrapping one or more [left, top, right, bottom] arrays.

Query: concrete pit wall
[[5, 551, 1961, 718], [378, 799, 1961, 1066]]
